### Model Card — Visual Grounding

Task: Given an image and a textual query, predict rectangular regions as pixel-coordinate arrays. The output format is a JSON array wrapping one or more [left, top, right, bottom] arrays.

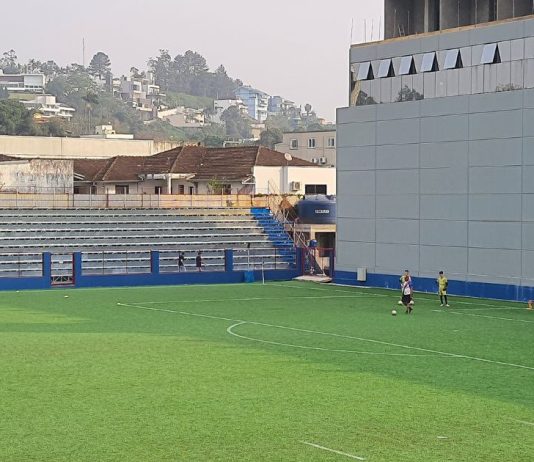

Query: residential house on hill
[[73, 146, 335, 196]]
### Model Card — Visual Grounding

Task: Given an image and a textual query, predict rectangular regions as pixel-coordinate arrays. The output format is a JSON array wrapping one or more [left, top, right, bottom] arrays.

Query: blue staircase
[[250, 208, 296, 265]]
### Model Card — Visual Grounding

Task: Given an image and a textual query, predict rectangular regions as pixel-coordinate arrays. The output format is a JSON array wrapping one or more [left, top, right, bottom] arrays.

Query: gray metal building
[[336, 8, 534, 300]]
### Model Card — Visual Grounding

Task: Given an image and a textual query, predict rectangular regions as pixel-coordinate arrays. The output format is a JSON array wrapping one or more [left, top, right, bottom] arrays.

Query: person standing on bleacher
[[178, 252, 186, 272], [196, 251, 203, 272]]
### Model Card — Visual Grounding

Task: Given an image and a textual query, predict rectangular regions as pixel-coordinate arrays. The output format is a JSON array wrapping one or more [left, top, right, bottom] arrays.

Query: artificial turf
[[0, 281, 533, 461]]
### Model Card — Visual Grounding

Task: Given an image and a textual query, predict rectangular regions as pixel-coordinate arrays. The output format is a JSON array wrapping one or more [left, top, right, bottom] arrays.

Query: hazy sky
[[0, 0, 383, 121]]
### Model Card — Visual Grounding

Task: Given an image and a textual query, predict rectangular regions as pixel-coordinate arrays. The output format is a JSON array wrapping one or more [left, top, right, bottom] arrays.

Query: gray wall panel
[[420, 141, 468, 168], [376, 219, 419, 244], [337, 122, 376, 147], [468, 248, 522, 278], [420, 168, 468, 194], [337, 106, 378, 124], [336, 147, 376, 171], [376, 119, 420, 145], [420, 246, 468, 275], [376, 194, 420, 219], [522, 251, 534, 279], [376, 243, 420, 273], [469, 194, 522, 221], [376, 170, 419, 195], [335, 241, 375, 271], [523, 194, 534, 220], [522, 166, 534, 192], [469, 90, 523, 112], [420, 220, 468, 247], [337, 195, 375, 219], [376, 144, 419, 170], [337, 218, 375, 243], [469, 222, 522, 250], [420, 96, 469, 117], [469, 110, 523, 140], [420, 195, 468, 220], [522, 223, 534, 250], [469, 166, 522, 193], [376, 100, 421, 120], [469, 138, 523, 166], [522, 138, 534, 165], [337, 171, 375, 195], [421, 115, 468, 142]]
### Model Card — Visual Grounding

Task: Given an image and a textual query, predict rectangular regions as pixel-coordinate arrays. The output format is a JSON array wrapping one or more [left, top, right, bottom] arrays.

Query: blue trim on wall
[[334, 270, 534, 303], [0, 250, 299, 291]]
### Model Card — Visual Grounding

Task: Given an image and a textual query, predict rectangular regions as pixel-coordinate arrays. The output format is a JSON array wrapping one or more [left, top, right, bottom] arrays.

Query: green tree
[[259, 128, 283, 149], [0, 100, 36, 135], [221, 106, 251, 139], [88, 52, 111, 80], [1, 49, 19, 74], [148, 49, 172, 91]]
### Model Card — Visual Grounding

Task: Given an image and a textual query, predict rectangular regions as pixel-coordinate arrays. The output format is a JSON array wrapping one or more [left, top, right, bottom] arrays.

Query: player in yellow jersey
[[437, 271, 449, 307]]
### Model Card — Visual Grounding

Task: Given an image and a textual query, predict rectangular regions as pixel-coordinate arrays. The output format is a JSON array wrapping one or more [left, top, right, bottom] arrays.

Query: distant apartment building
[[157, 107, 207, 128], [275, 130, 336, 167], [22, 95, 75, 120], [0, 72, 45, 94], [212, 98, 248, 124], [82, 125, 134, 140], [235, 86, 270, 122], [119, 74, 160, 119], [268, 96, 299, 115]]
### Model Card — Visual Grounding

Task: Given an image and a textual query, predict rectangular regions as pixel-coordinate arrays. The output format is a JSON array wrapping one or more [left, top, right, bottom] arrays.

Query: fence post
[[73, 252, 83, 285], [151, 251, 160, 275], [42, 252, 52, 287], [295, 247, 304, 275], [224, 249, 234, 272]]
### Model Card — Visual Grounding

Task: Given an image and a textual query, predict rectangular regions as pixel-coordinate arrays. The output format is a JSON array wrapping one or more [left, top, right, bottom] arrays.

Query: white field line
[[127, 294, 373, 306], [115, 303, 534, 371], [275, 282, 528, 311], [226, 322, 442, 357], [432, 310, 534, 324], [301, 441, 365, 460], [512, 419, 534, 427]]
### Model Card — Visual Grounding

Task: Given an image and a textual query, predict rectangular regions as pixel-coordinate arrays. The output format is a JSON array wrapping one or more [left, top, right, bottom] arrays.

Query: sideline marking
[[226, 322, 442, 357], [277, 282, 529, 311], [433, 310, 534, 324], [301, 441, 365, 460], [129, 294, 370, 306], [115, 303, 534, 371], [512, 419, 534, 427]]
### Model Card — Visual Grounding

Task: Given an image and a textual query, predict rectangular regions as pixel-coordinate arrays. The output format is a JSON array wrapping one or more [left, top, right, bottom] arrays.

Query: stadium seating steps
[[0, 207, 296, 278]]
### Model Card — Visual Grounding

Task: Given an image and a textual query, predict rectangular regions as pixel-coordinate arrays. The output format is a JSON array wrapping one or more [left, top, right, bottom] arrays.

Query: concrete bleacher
[[0, 208, 296, 278]]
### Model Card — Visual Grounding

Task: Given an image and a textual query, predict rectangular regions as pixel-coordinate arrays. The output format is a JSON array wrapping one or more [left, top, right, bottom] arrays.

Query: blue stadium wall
[[0, 251, 301, 291]]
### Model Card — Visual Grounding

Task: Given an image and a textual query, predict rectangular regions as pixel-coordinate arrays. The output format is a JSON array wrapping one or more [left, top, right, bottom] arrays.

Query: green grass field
[[1, 281, 533, 461]]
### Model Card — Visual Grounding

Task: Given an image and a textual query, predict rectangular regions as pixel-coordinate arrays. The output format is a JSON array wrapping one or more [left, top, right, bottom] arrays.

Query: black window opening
[[444, 49, 463, 70], [305, 184, 327, 195], [481, 43, 501, 65], [377, 59, 395, 78], [399, 56, 417, 75], [421, 52, 439, 72], [115, 184, 129, 195], [356, 61, 374, 80]]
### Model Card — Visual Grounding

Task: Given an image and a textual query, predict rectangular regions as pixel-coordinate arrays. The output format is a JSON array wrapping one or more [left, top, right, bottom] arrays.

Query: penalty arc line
[[301, 441, 366, 460], [226, 322, 445, 357], [115, 302, 534, 372]]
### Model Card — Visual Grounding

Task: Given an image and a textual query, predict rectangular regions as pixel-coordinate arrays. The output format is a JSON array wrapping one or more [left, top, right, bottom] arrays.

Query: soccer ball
[[392, 309, 397, 316], [397, 300, 403, 305]]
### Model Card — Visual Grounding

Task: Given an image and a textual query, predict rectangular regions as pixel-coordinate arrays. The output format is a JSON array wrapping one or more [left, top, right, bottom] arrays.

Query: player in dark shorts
[[401, 279, 413, 314], [178, 252, 185, 272]]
